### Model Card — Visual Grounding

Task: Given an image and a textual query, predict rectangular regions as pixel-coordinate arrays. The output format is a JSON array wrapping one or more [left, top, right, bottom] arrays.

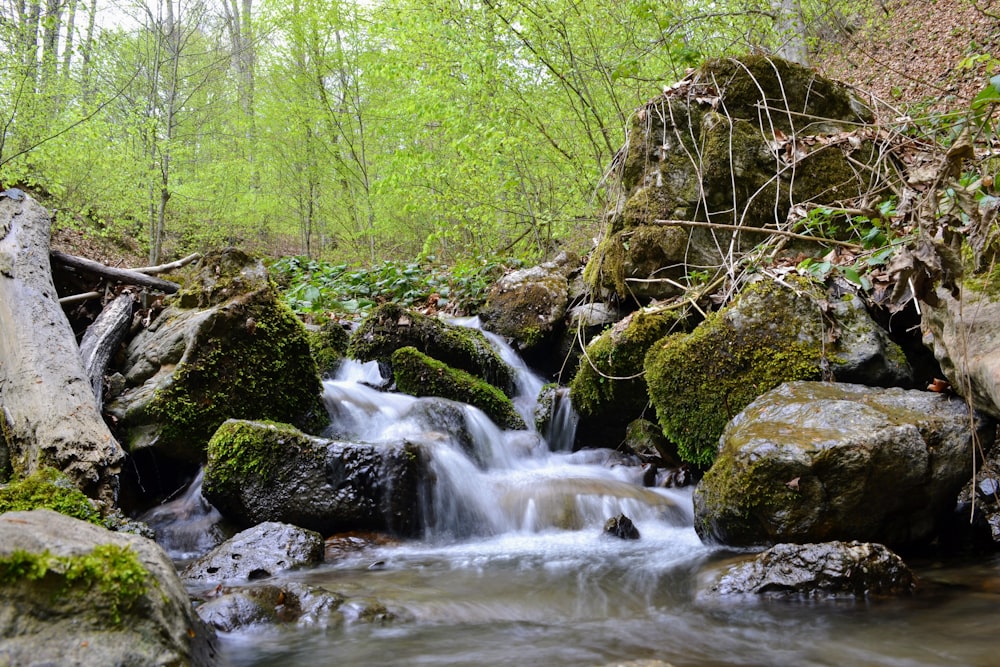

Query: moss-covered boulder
[[392, 347, 525, 431], [569, 307, 685, 448], [308, 319, 351, 378], [202, 420, 426, 536], [584, 55, 877, 301], [645, 278, 912, 467], [0, 509, 218, 666], [347, 303, 515, 396], [107, 249, 326, 464], [694, 382, 991, 549], [479, 251, 578, 355]]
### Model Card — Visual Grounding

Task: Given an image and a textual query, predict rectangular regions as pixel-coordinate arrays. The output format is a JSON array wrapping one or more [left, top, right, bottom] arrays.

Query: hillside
[[817, 0, 999, 115]]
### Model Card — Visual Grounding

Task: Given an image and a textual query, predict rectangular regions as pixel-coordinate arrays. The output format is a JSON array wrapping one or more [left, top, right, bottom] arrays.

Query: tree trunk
[[0, 195, 124, 503], [79, 293, 134, 408]]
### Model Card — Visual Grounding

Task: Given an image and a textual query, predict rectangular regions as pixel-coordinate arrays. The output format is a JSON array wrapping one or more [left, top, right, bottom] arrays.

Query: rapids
[[148, 320, 1000, 667]]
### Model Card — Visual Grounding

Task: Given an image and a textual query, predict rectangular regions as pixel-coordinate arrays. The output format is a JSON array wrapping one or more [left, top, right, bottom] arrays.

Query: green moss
[[570, 308, 683, 418], [0, 468, 102, 525], [348, 303, 514, 395], [645, 280, 825, 468], [0, 543, 149, 624], [392, 347, 525, 430], [205, 419, 306, 488], [146, 289, 326, 462], [309, 320, 351, 377]]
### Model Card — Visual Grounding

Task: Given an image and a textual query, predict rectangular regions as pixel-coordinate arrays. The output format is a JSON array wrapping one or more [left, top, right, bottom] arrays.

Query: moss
[[0, 468, 102, 525], [391, 347, 525, 430], [570, 308, 683, 418], [309, 320, 351, 378], [146, 288, 326, 462], [534, 383, 559, 433], [204, 419, 306, 489], [645, 280, 826, 468], [0, 406, 11, 483], [0, 543, 149, 624], [348, 303, 514, 395], [700, 56, 864, 132]]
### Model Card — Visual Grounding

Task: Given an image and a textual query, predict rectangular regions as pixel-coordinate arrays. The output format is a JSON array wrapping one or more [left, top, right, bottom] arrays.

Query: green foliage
[[0, 468, 102, 525], [271, 255, 517, 318], [0, 544, 149, 624]]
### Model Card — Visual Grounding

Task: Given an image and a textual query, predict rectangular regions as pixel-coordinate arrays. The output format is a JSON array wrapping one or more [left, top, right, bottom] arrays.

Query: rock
[[0, 509, 218, 666], [604, 513, 640, 540], [923, 284, 1000, 420], [195, 582, 345, 632], [624, 418, 680, 467], [645, 278, 912, 467], [308, 319, 351, 378], [347, 303, 515, 395], [708, 541, 916, 598], [202, 420, 426, 536], [584, 56, 875, 302], [533, 384, 579, 452], [392, 346, 525, 430], [570, 307, 685, 448], [182, 522, 324, 586], [0, 467, 104, 525], [108, 249, 326, 465], [479, 252, 578, 355], [694, 381, 993, 549]]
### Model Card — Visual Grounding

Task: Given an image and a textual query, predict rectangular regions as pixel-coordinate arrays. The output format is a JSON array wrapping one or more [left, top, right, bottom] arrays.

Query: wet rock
[[624, 418, 680, 467], [324, 531, 398, 561], [570, 306, 685, 448], [0, 510, 219, 666], [709, 541, 916, 598], [308, 318, 351, 378], [202, 419, 426, 536], [604, 513, 640, 540], [195, 582, 345, 632], [392, 346, 525, 430], [533, 384, 579, 451], [479, 251, 579, 355], [694, 381, 993, 549], [182, 522, 324, 586], [645, 278, 913, 467], [347, 303, 515, 395], [108, 249, 326, 465]]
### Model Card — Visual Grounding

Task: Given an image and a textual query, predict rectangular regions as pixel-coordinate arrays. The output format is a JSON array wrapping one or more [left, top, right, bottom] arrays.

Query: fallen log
[[0, 195, 124, 503], [79, 292, 135, 408], [51, 250, 181, 293]]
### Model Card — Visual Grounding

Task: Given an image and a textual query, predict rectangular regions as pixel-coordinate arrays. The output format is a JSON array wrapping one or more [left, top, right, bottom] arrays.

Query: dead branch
[[653, 218, 864, 250], [51, 250, 181, 293]]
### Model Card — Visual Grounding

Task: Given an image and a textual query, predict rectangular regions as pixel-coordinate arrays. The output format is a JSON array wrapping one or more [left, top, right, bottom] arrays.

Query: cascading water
[[154, 318, 1000, 667]]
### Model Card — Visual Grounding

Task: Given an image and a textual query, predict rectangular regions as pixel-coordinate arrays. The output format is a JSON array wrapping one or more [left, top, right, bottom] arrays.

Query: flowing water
[[149, 322, 1000, 667]]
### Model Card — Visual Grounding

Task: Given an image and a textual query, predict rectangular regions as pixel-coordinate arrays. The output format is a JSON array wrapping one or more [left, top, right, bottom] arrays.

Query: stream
[[147, 322, 1000, 667]]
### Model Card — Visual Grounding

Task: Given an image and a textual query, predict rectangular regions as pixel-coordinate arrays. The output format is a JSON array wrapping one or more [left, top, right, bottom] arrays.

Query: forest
[[1, 0, 905, 270]]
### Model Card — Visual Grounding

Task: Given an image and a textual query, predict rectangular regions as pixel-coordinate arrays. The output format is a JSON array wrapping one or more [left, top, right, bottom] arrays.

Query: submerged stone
[[709, 541, 915, 598]]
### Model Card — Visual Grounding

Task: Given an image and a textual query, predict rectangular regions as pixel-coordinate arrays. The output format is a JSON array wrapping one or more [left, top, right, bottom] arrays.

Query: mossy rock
[[0, 467, 102, 525], [108, 251, 326, 464], [645, 279, 829, 468], [348, 303, 514, 395], [391, 347, 525, 431], [309, 320, 351, 378], [203, 420, 425, 536], [569, 307, 685, 448], [583, 225, 690, 301], [0, 405, 11, 483]]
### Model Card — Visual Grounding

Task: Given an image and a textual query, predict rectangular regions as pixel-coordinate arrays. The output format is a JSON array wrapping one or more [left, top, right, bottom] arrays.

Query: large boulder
[[347, 303, 515, 395], [645, 278, 912, 467], [182, 521, 324, 586], [570, 307, 684, 448], [201, 420, 426, 536], [694, 381, 992, 549], [479, 251, 578, 356], [108, 249, 326, 465], [707, 541, 916, 598], [584, 56, 876, 301], [0, 509, 218, 666]]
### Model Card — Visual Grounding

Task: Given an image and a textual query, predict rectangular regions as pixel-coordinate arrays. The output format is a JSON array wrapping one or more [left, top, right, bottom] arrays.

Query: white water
[[152, 320, 1000, 667]]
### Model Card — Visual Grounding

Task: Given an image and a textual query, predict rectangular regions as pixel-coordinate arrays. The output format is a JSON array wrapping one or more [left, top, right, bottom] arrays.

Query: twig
[[58, 291, 102, 305], [653, 218, 864, 250], [132, 252, 201, 275]]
